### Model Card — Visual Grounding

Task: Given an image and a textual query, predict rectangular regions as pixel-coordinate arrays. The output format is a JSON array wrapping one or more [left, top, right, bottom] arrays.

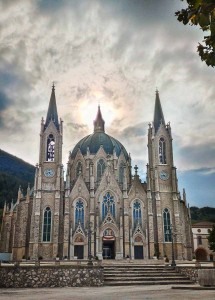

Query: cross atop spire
[[45, 84, 59, 130], [94, 105, 105, 133], [153, 90, 165, 133]]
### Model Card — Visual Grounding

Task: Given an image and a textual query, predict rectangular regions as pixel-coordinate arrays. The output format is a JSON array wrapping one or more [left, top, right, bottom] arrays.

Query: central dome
[[70, 106, 129, 160]]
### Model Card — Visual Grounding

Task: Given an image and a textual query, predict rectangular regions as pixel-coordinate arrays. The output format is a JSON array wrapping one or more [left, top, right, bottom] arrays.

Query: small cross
[[134, 165, 138, 176]]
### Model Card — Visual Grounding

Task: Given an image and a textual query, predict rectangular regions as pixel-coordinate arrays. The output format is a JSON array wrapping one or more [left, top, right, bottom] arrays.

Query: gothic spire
[[45, 83, 59, 130], [153, 90, 165, 132], [94, 105, 105, 132]]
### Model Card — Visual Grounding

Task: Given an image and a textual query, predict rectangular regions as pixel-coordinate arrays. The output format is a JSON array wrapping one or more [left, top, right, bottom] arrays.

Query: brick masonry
[[0, 265, 104, 288]]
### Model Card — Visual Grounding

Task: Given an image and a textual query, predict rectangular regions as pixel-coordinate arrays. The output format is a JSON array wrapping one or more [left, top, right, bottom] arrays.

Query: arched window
[[159, 137, 166, 164], [163, 208, 172, 242], [75, 199, 84, 226], [119, 162, 124, 184], [43, 207, 52, 242], [76, 161, 82, 177], [197, 236, 202, 245], [97, 159, 106, 181], [47, 134, 55, 161], [102, 192, 115, 220], [133, 200, 142, 227]]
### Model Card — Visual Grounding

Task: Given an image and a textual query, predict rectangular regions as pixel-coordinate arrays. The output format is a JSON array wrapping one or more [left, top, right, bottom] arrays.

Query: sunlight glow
[[80, 90, 115, 131]]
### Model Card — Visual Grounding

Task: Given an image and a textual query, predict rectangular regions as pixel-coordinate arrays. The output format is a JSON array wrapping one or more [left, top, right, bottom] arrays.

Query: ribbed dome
[[71, 106, 129, 160], [70, 132, 129, 160]]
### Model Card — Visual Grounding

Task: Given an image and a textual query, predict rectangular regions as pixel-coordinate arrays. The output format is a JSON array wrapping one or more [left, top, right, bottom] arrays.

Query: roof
[[71, 106, 129, 160], [192, 221, 214, 228], [153, 90, 165, 132], [70, 131, 129, 160], [45, 84, 59, 130]]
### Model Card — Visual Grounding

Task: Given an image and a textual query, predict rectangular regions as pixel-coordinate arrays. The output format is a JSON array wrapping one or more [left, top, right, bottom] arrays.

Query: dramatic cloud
[[0, 0, 214, 207]]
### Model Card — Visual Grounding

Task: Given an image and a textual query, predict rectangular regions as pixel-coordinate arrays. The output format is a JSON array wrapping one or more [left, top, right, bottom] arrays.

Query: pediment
[[95, 164, 122, 199], [128, 178, 146, 199], [70, 174, 89, 200], [133, 221, 145, 237], [73, 221, 85, 237], [101, 210, 117, 228]]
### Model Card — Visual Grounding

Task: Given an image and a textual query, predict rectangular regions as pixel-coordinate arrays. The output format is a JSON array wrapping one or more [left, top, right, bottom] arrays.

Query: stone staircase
[[103, 264, 193, 286]]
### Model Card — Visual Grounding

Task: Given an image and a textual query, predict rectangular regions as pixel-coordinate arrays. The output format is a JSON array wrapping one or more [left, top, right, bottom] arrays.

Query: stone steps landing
[[103, 265, 193, 286]]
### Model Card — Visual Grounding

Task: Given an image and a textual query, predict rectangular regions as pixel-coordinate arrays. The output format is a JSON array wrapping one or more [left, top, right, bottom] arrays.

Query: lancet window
[[75, 199, 84, 226], [163, 208, 172, 242], [43, 207, 52, 242], [133, 200, 142, 227], [102, 192, 115, 220], [97, 159, 106, 181], [159, 137, 166, 164], [76, 161, 82, 177], [47, 134, 55, 161]]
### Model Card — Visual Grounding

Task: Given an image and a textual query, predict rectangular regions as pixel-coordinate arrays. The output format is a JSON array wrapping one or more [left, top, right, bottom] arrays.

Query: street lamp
[[170, 224, 176, 267], [86, 221, 93, 266]]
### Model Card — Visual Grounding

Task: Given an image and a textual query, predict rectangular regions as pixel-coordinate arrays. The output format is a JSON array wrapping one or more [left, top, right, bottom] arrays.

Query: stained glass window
[[43, 207, 51, 242], [159, 137, 166, 164], [47, 134, 55, 161], [102, 192, 115, 220], [97, 159, 106, 181], [163, 208, 172, 242], [133, 200, 142, 227], [75, 199, 84, 226]]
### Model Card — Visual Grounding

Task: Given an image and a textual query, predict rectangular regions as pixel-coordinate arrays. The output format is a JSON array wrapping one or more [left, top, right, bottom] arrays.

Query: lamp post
[[170, 224, 176, 267], [86, 221, 93, 266]]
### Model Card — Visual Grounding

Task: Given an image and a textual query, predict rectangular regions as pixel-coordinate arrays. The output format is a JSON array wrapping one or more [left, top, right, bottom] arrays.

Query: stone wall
[[0, 265, 103, 288], [176, 266, 199, 282], [176, 266, 215, 283]]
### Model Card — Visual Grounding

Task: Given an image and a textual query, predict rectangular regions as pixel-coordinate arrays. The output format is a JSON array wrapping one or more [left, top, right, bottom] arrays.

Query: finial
[[52, 82, 55, 90], [134, 165, 138, 176]]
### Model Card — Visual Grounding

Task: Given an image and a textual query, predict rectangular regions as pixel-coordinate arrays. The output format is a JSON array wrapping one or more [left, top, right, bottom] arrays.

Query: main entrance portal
[[102, 228, 116, 259], [103, 241, 115, 259]]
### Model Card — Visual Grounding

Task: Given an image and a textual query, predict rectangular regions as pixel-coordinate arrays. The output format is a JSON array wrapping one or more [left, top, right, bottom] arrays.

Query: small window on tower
[[76, 161, 82, 177], [159, 137, 166, 164], [47, 134, 55, 161]]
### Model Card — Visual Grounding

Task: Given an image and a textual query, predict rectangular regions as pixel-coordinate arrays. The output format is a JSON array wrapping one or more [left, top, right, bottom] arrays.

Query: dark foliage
[[190, 206, 215, 223], [175, 1, 215, 67], [207, 224, 215, 252], [0, 149, 35, 208]]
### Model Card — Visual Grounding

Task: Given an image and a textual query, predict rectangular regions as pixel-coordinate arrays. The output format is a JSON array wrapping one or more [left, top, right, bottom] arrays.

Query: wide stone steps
[[103, 264, 193, 286]]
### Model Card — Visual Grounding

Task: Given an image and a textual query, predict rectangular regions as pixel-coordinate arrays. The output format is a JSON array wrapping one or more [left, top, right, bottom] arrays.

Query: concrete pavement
[[0, 285, 215, 300]]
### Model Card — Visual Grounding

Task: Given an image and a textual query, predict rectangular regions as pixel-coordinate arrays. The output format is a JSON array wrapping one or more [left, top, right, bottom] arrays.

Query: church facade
[[0, 87, 193, 261]]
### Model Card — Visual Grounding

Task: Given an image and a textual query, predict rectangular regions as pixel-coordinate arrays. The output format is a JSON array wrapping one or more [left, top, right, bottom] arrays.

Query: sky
[[0, 0, 215, 208]]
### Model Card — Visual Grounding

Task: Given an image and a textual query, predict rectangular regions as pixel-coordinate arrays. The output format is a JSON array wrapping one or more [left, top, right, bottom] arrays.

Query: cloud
[[0, 0, 214, 207]]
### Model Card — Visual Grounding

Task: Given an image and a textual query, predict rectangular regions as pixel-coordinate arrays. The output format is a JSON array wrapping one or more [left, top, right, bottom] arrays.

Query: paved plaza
[[0, 285, 214, 300]]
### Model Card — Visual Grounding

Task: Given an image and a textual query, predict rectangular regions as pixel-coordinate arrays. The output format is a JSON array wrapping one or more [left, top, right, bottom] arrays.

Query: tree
[[207, 224, 215, 252], [175, 0, 215, 67]]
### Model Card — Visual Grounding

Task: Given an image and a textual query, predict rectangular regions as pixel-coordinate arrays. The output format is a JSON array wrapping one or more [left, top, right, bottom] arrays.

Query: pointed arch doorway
[[102, 228, 115, 259]]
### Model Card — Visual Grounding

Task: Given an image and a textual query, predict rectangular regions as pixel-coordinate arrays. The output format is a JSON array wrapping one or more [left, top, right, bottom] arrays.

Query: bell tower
[[29, 85, 64, 259], [147, 90, 183, 259]]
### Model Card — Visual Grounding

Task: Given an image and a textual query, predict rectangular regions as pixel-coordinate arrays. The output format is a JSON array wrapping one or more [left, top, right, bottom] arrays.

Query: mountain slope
[[0, 149, 35, 208], [190, 206, 215, 223]]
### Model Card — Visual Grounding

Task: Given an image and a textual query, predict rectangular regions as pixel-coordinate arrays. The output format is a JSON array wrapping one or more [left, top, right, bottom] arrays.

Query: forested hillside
[[0, 149, 35, 208], [190, 206, 215, 223]]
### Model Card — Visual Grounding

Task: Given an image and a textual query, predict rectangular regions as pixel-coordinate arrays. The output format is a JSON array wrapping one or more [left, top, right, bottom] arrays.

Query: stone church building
[[0, 86, 193, 261]]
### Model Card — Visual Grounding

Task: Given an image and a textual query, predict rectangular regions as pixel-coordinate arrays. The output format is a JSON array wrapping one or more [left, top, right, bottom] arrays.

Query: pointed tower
[[29, 85, 64, 259], [147, 90, 187, 260], [94, 105, 105, 132], [153, 90, 165, 133]]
